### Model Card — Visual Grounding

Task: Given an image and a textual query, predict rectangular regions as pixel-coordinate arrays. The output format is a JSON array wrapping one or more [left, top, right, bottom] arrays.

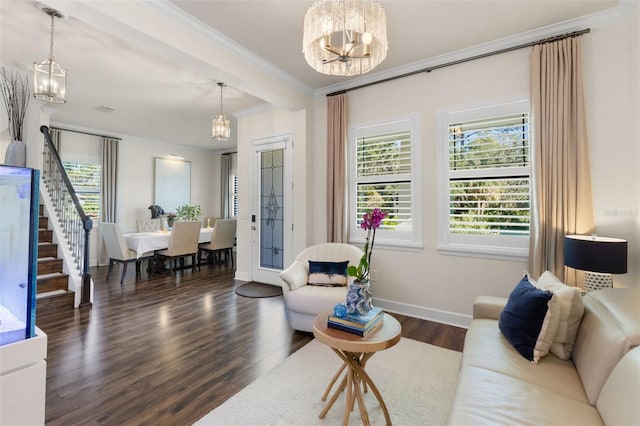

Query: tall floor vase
[[5, 140, 26, 167]]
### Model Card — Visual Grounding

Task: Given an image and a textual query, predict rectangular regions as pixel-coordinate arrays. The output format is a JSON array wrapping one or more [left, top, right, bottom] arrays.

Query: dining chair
[[198, 219, 237, 267], [101, 222, 155, 284], [154, 221, 201, 276], [137, 218, 162, 232], [202, 216, 219, 229]]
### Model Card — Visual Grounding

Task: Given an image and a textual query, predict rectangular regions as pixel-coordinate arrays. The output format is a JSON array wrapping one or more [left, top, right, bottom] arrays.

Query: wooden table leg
[[320, 349, 390, 425], [322, 363, 347, 401]]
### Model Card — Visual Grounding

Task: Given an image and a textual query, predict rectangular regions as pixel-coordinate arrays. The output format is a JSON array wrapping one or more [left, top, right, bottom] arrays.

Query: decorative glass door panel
[[251, 134, 292, 286], [260, 149, 284, 270]]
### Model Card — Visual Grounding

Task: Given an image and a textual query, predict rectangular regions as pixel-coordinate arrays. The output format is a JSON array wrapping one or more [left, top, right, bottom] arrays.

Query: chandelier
[[302, 0, 388, 76], [212, 82, 230, 141], [33, 8, 67, 104]]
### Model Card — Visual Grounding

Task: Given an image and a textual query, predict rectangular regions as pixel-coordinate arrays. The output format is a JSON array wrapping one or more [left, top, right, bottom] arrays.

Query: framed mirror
[[154, 157, 190, 213]]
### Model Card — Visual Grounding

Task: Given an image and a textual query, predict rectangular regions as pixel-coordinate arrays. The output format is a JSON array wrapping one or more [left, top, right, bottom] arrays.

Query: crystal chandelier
[[33, 8, 67, 104], [302, 0, 388, 76], [212, 82, 230, 141]]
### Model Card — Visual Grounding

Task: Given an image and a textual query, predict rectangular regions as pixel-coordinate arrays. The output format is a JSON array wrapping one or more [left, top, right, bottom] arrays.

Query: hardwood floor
[[37, 261, 466, 425]]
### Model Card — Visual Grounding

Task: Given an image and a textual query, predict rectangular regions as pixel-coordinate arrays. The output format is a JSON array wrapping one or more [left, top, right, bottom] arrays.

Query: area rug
[[235, 281, 283, 298], [195, 338, 462, 425]]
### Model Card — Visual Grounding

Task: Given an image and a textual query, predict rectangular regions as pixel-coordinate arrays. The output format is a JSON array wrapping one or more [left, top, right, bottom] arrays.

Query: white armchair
[[280, 243, 364, 332]]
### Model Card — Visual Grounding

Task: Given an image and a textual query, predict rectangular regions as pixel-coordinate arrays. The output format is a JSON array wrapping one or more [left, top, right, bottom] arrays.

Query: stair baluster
[[40, 125, 92, 308]]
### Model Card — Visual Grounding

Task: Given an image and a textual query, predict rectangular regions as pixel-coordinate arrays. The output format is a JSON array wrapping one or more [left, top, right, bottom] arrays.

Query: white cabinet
[[0, 327, 47, 425]]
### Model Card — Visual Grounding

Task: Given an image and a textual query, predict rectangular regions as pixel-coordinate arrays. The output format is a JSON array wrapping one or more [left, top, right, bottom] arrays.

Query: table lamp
[[564, 235, 628, 292]]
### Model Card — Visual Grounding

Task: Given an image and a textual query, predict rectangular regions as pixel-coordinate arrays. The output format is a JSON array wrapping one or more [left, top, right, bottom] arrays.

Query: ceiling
[[0, 0, 624, 152]]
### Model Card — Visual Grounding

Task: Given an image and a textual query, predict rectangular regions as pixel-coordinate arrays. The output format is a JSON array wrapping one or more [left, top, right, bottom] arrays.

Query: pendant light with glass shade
[[212, 82, 230, 141], [33, 7, 67, 104]]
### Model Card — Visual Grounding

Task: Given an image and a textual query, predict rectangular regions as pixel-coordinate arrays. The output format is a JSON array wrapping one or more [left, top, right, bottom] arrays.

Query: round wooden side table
[[313, 312, 402, 426]]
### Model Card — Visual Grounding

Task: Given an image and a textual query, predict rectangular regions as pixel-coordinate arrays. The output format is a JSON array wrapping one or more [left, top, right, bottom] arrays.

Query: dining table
[[124, 228, 214, 258]]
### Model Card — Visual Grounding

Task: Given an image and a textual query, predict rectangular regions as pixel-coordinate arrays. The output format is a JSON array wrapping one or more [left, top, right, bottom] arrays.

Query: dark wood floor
[[37, 261, 466, 425]]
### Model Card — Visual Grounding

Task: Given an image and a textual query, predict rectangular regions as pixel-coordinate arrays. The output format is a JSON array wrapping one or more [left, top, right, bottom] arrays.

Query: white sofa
[[447, 286, 640, 425], [279, 243, 364, 332]]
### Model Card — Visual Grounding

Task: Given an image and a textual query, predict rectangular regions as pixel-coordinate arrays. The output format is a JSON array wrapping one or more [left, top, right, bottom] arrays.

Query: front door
[[250, 134, 293, 285]]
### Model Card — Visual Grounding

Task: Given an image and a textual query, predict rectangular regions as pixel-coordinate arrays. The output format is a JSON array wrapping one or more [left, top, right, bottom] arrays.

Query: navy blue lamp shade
[[564, 235, 628, 274]]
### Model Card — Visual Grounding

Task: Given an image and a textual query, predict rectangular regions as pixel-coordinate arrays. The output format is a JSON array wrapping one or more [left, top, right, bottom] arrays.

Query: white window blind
[[350, 115, 423, 249], [437, 99, 530, 260], [448, 113, 530, 237], [356, 130, 412, 230], [232, 173, 238, 218], [62, 161, 102, 218]]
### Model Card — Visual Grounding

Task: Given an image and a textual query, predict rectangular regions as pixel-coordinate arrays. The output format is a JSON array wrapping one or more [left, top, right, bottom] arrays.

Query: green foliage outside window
[[62, 161, 101, 218], [448, 113, 530, 236], [356, 131, 412, 231]]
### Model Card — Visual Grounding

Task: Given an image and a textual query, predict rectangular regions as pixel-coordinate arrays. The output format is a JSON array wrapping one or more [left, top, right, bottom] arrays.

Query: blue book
[[328, 307, 383, 329], [328, 315, 383, 337]]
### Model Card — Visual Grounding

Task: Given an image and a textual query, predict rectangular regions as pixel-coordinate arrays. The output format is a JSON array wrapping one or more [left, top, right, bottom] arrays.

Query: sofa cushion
[[307, 260, 348, 287], [463, 319, 590, 403], [499, 276, 559, 363], [534, 271, 585, 360], [447, 365, 603, 426], [596, 346, 640, 426], [573, 288, 640, 404]]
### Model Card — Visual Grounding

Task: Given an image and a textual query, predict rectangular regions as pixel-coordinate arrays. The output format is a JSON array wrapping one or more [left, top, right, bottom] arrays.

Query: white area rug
[[195, 338, 462, 426]]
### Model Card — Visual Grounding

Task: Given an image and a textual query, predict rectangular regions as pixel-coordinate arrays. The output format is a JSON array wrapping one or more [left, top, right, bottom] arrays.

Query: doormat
[[235, 281, 283, 298]]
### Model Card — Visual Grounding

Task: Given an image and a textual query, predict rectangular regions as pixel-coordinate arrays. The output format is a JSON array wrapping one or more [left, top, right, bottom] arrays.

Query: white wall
[[308, 11, 639, 327], [583, 5, 640, 289], [117, 134, 220, 234]]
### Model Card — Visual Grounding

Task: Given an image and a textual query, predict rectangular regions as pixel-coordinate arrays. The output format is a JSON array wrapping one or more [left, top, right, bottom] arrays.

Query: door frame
[[250, 133, 293, 285]]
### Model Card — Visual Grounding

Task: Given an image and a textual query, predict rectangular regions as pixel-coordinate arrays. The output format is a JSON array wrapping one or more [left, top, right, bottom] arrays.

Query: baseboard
[[373, 297, 472, 329], [235, 271, 250, 282]]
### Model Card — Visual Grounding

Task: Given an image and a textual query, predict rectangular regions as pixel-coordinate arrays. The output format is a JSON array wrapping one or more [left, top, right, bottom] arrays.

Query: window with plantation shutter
[[232, 172, 238, 218], [437, 99, 530, 260], [62, 161, 102, 218], [349, 115, 423, 249]]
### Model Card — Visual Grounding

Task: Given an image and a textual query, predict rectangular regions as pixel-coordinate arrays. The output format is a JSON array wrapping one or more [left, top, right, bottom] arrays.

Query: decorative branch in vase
[[0, 67, 30, 167]]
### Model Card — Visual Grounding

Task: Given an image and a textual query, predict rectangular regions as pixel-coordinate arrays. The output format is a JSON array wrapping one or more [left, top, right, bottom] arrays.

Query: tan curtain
[[327, 93, 348, 242], [529, 37, 594, 283]]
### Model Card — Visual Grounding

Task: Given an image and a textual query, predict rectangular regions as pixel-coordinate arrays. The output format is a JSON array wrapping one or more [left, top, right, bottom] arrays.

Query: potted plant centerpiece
[[345, 207, 387, 315], [175, 204, 202, 222], [0, 67, 30, 167]]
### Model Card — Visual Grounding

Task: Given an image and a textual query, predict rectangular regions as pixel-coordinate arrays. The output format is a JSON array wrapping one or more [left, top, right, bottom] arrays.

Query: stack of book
[[327, 307, 384, 337]]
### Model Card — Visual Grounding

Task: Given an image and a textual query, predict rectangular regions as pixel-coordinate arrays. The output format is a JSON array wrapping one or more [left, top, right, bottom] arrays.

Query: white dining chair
[[154, 221, 201, 276], [101, 222, 155, 284], [198, 219, 237, 267], [137, 218, 162, 232]]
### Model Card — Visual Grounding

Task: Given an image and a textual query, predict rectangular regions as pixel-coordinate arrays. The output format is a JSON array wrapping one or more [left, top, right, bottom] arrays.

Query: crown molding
[[316, 0, 638, 96], [145, 0, 314, 97]]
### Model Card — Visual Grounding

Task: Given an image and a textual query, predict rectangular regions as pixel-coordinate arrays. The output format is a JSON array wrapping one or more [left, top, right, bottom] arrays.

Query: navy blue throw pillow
[[307, 260, 349, 287], [499, 275, 558, 363]]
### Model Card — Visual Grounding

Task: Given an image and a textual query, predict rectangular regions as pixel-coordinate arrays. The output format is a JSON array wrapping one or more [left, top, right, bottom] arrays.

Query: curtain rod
[[52, 126, 122, 140], [327, 28, 590, 97]]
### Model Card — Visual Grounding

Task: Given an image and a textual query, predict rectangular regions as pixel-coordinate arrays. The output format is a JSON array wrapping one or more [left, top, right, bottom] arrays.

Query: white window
[[349, 115, 423, 249], [231, 172, 238, 218], [437, 99, 530, 261], [230, 152, 238, 218], [62, 161, 102, 218]]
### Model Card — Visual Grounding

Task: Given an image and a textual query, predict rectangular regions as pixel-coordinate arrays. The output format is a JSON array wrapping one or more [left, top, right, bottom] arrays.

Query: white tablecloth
[[124, 228, 213, 258]]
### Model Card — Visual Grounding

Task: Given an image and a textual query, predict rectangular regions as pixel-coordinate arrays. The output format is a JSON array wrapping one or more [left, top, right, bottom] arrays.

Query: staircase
[[36, 205, 74, 314]]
